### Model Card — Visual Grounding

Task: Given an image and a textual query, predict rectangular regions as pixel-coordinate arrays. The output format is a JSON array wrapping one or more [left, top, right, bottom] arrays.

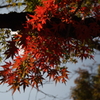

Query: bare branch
[[0, 89, 10, 93], [36, 88, 58, 99]]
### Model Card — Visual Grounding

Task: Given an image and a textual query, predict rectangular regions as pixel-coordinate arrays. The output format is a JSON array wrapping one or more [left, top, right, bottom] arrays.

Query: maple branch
[[0, 3, 26, 9], [0, 12, 99, 40], [71, 0, 84, 18], [28, 81, 58, 100], [35, 88, 58, 99]]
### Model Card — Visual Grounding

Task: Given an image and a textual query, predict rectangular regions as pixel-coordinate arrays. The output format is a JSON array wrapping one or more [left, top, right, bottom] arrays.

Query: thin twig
[[0, 89, 10, 93], [36, 88, 58, 99], [28, 88, 33, 100], [12, 95, 14, 100]]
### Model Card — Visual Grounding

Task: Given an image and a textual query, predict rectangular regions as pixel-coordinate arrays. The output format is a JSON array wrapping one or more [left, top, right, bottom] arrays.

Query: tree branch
[[71, 0, 84, 18], [0, 3, 26, 9], [0, 12, 33, 31], [0, 12, 99, 40]]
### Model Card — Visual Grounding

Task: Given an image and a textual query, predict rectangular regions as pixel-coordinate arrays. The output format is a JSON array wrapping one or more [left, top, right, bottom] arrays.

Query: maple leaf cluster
[[0, 0, 100, 93]]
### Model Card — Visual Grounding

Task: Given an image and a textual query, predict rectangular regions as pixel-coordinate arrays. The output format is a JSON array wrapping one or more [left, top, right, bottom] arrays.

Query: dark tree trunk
[[0, 12, 33, 31]]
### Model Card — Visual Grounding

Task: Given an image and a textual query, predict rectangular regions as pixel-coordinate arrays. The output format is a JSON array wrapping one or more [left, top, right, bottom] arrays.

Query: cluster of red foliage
[[0, 0, 100, 93]]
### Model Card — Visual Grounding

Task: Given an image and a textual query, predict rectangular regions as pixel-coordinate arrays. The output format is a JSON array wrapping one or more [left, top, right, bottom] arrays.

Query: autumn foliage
[[0, 0, 100, 93]]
